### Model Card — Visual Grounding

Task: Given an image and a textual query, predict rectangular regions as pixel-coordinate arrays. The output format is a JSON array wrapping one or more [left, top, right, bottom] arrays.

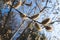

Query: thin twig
[[8, 4, 60, 25], [50, 20, 60, 24], [27, 0, 48, 16], [10, 20, 25, 40], [17, 21, 32, 40], [40, 0, 48, 12], [7, 0, 48, 24], [7, 4, 42, 24]]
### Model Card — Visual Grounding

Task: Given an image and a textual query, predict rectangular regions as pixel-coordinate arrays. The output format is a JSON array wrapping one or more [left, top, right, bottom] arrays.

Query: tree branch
[[10, 20, 25, 40]]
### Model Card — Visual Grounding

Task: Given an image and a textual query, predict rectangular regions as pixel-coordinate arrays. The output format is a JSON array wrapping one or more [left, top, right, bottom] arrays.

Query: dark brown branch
[[8, 3, 59, 25], [3, 0, 16, 28], [25, 2, 32, 6], [50, 20, 60, 24], [7, 4, 49, 25]]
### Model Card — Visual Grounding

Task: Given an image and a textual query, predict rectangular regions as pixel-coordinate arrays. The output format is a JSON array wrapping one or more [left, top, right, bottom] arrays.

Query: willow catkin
[[41, 18, 51, 25], [21, 1, 25, 5], [35, 36, 40, 40], [4, 0, 10, 3], [30, 14, 39, 20], [13, 1, 22, 8], [13, 2, 20, 8], [35, 23, 42, 31], [4, 0, 11, 5], [7, 29, 11, 33], [28, 23, 33, 29], [20, 13, 27, 19], [44, 26, 53, 32]]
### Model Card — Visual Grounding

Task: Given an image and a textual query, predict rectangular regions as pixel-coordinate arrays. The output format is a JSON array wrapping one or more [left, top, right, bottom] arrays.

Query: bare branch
[[10, 20, 25, 40], [3, 0, 16, 28]]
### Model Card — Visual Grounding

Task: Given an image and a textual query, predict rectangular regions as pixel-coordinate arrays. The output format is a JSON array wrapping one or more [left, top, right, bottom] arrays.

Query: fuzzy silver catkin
[[20, 13, 26, 18], [13, 1, 23, 8], [4, 0, 12, 5], [35, 23, 42, 31], [44, 25, 53, 32], [41, 18, 51, 26], [30, 14, 39, 20], [4, 0, 10, 3]]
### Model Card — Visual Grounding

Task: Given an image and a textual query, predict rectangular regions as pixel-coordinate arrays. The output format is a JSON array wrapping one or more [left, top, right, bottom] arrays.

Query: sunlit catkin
[[28, 23, 33, 27], [4, 0, 11, 5], [35, 23, 42, 31], [20, 13, 27, 19], [41, 18, 51, 25], [13, 1, 22, 8], [30, 14, 39, 20], [4, 0, 10, 3]]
